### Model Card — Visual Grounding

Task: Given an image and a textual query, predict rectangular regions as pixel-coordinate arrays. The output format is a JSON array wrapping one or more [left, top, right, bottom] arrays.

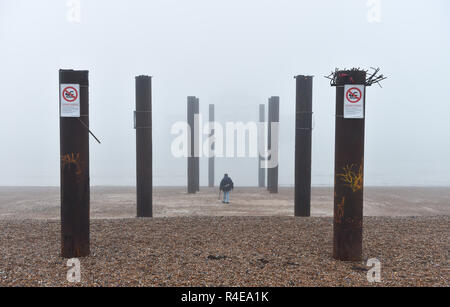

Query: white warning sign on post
[[60, 84, 80, 117], [344, 84, 365, 119]]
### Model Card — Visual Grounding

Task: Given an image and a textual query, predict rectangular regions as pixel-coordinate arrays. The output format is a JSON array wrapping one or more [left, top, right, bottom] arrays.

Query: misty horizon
[[1, 0, 449, 187]]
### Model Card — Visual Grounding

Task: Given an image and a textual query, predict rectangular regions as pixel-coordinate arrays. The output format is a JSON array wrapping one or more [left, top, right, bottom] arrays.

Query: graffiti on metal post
[[337, 164, 363, 192], [335, 196, 346, 224], [61, 153, 83, 176]]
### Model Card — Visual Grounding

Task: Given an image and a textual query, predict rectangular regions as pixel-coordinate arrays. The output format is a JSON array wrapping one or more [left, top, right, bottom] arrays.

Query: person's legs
[[223, 191, 226, 203], [225, 191, 230, 203]]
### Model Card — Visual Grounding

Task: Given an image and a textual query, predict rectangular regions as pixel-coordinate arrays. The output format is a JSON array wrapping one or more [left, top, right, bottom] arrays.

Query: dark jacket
[[220, 176, 234, 192]]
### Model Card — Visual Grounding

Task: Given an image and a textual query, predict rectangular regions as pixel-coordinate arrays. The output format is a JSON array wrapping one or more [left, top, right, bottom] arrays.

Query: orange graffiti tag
[[335, 196, 345, 224], [61, 153, 82, 176]]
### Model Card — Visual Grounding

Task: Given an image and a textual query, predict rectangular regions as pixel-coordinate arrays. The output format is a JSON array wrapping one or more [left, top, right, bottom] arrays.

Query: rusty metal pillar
[[295, 76, 313, 217], [258, 104, 266, 188], [333, 70, 366, 261], [135, 75, 153, 217], [208, 104, 215, 188], [59, 69, 90, 258], [187, 96, 196, 194], [267, 96, 279, 194]]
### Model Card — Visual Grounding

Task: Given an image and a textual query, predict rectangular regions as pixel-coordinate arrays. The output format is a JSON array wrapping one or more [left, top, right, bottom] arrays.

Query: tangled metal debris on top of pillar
[[325, 67, 387, 87]]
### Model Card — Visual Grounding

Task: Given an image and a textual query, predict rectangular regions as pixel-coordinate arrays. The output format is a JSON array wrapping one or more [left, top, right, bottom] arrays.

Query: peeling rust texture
[[295, 76, 313, 217], [59, 69, 90, 258], [333, 70, 366, 261], [135, 76, 153, 217]]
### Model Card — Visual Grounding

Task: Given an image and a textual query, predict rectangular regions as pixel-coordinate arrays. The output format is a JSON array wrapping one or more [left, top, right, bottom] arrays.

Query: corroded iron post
[[59, 69, 90, 258], [333, 70, 366, 261], [295, 75, 313, 217], [135, 75, 153, 217]]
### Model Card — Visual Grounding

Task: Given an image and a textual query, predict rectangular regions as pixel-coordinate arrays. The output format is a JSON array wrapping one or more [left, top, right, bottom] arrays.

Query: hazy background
[[0, 0, 449, 187]]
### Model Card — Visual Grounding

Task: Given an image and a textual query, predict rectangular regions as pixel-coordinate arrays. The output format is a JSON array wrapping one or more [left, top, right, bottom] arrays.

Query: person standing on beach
[[219, 174, 234, 204]]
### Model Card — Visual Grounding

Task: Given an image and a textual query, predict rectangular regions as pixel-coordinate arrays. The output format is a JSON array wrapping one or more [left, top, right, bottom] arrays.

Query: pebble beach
[[0, 216, 448, 287]]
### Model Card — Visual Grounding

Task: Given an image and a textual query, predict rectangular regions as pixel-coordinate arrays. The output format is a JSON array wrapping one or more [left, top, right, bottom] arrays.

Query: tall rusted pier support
[[267, 96, 279, 194], [187, 96, 199, 194], [258, 104, 266, 188], [295, 76, 313, 217], [135, 76, 153, 217], [333, 70, 367, 261], [208, 104, 215, 188], [59, 69, 90, 258]]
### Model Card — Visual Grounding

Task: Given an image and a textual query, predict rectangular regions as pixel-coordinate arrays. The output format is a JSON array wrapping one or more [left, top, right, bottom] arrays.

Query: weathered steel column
[[258, 104, 266, 188], [187, 96, 196, 194], [194, 98, 200, 192], [208, 104, 215, 188], [333, 70, 366, 261], [59, 69, 90, 258], [135, 75, 153, 217], [267, 96, 279, 194], [295, 76, 313, 217]]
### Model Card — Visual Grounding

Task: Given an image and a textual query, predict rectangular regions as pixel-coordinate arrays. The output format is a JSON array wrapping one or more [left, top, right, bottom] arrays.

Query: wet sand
[[0, 186, 449, 220]]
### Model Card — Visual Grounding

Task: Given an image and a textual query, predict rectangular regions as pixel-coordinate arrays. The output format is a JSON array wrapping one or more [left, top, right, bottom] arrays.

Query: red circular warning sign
[[62, 86, 78, 102], [346, 87, 362, 103]]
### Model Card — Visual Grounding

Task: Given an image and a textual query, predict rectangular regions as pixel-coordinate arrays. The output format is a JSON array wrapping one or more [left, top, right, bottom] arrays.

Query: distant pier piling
[[194, 98, 200, 192], [208, 104, 215, 188], [258, 104, 266, 188], [267, 96, 279, 194], [187, 96, 196, 194], [187, 96, 200, 193]]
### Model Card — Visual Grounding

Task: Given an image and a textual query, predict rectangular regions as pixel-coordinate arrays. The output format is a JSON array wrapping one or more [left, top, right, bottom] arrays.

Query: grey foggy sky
[[0, 0, 449, 186]]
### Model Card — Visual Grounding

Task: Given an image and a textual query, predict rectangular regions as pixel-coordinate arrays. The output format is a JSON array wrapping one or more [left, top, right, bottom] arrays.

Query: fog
[[0, 0, 449, 187]]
